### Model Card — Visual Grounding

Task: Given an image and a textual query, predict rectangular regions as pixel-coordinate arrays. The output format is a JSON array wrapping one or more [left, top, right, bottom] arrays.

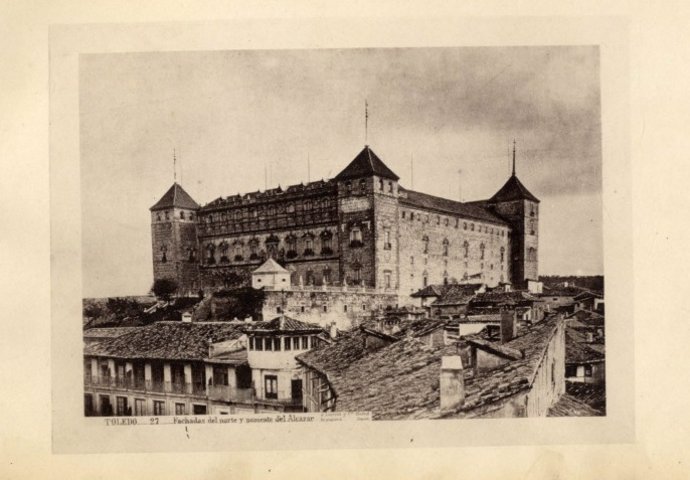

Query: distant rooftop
[[242, 315, 324, 334]]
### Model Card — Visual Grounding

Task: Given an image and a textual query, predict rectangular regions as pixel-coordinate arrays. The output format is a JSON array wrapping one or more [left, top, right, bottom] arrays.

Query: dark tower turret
[[488, 143, 540, 288], [150, 183, 201, 296]]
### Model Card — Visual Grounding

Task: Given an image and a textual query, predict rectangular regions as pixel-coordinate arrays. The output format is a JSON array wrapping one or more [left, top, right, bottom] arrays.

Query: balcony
[[85, 375, 258, 404]]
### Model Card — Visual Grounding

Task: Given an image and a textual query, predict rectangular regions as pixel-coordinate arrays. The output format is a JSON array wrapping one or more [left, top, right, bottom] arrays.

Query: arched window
[[379, 179, 384, 191], [205, 243, 215, 265], [471, 223, 475, 231], [352, 262, 362, 285], [442, 238, 449, 256], [500, 246, 505, 263], [463, 241, 469, 258], [463, 222, 467, 230], [320, 230, 333, 254], [422, 235, 429, 254], [388, 182, 393, 193], [322, 267, 332, 284], [346, 181, 352, 194], [422, 270, 428, 287], [350, 227, 363, 247], [480, 243, 485, 260], [180, 211, 185, 220], [306, 269, 314, 285], [187, 247, 196, 262], [304, 200, 312, 211], [528, 247, 537, 262], [248, 238, 259, 260], [530, 220, 536, 236], [383, 230, 391, 250], [160, 245, 168, 263], [303, 233, 315, 256], [359, 179, 366, 191], [219, 241, 229, 263], [443, 271, 449, 285]]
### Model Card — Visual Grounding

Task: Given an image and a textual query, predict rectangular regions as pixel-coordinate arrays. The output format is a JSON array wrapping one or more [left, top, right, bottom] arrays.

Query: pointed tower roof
[[253, 257, 289, 274], [335, 146, 399, 181], [489, 175, 540, 203], [150, 183, 200, 211]]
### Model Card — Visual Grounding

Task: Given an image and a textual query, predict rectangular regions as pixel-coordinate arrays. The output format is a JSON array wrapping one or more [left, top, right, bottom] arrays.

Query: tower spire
[[512, 139, 516, 176], [173, 148, 177, 183], [365, 99, 369, 145]]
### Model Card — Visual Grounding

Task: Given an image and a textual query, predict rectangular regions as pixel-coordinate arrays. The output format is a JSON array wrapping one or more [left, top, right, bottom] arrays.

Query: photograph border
[[50, 16, 632, 454]]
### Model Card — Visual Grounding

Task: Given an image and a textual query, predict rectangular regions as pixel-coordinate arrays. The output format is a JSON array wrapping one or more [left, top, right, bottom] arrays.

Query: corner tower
[[334, 146, 400, 290], [488, 146, 540, 288], [150, 183, 201, 296]]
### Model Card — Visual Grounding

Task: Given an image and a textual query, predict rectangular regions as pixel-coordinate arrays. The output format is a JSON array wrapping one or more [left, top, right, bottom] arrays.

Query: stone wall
[[525, 318, 565, 416], [151, 207, 200, 295], [262, 288, 398, 330], [396, 205, 512, 298]]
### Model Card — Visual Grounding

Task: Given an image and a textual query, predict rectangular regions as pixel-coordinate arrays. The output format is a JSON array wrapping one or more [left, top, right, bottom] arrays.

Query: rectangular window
[[265, 375, 278, 399], [249, 337, 254, 350], [343, 305, 348, 313], [273, 337, 281, 351], [285, 337, 292, 351], [116, 396, 128, 416], [153, 400, 165, 416], [384, 271, 391, 288], [175, 403, 186, 415], [302, 336, 309, 350], [323, 305, 328, 313], [256, 337, 263, 351], [362, 304, 367, 311], [293, 337, 300, 350], [265, 337, 273, 351], [134, 398, 146, 416]]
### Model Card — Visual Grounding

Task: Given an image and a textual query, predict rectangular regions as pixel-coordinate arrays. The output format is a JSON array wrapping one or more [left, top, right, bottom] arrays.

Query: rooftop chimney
[[181, 312, 193, 323], [440, 355, 465, 411], [500, 310, 517, 343]]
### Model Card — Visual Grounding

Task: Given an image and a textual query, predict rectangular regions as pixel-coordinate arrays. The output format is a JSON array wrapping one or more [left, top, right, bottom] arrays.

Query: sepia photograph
[[79, 46, 606, 421]]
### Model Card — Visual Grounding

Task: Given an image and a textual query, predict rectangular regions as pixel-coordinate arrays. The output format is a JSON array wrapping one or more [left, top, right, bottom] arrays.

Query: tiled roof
[[252, 258, 289, 274], [573, 290, 603, 301], [565, 382, 606, 413], [301, 314, 561, 419], [296, 329, 372, 375], [150, 183, 200, 211], [328, 336, 461, 420], [243, 316, 324, 334], [399, 188, 509, 225], [547, 394, 602, 417], [443, 315, 563, 417], [471, 290, 541, 306], [84, 322, 244, 361], [410, 284, 446, 298], [83, 327, 141, 339], [566, 329, 605, 364], [431, 284, 478, 306], [334, 146, 399, 181], [488, 175, 539, 203]]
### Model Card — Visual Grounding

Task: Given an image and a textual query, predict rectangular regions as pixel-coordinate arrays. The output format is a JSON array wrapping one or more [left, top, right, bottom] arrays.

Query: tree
[[151, 279, 178, 301]]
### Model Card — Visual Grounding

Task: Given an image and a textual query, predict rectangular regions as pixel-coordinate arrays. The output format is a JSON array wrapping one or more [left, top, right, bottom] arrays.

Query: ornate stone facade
[[150, 145, 540, 300]]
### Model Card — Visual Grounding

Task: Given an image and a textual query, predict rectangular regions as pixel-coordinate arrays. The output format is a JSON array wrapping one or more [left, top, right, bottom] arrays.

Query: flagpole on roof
[[364, 99, 368, 146]]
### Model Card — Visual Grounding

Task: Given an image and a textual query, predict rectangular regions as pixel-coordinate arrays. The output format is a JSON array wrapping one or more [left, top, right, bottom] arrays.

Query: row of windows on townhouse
[[417, 271, 507, 287], [85, 394, 193, 416], [401, 211, 509, 236], [248, 335, 314, 351], [343, 178, 396, 194]]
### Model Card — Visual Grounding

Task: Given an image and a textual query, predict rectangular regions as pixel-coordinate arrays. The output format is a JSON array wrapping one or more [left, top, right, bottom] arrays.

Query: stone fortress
[[150, 143, 540, 312]]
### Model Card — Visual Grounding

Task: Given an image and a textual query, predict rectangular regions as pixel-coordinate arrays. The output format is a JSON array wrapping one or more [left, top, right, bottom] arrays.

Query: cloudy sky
[[80, 46, 602, 298]]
